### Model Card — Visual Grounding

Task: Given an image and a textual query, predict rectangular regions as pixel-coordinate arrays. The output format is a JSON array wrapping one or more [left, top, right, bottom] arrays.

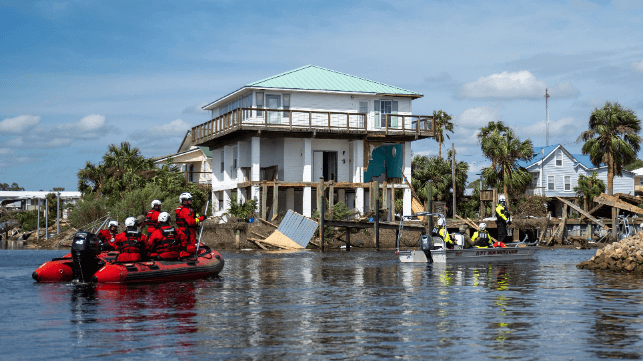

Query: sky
[[1, 0, 643, 191]]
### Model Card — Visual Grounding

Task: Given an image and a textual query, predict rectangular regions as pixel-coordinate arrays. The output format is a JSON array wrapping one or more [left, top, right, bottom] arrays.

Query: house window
[[189, 164, 194, 183], [556, 151, 563, 166], [531, 172, 539, 188], [256, 92, 264, 117], [564, 176, 571, 191], [548, 176, 555, 191], [359, 101, 368, 114], [373, 100, 398, 128], [283, 94, 290, 117], [220, 151, 224, 173], [232, 147, 238, 175]]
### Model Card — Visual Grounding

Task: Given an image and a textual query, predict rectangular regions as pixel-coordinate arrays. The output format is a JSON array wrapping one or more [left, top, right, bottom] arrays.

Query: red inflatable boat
[[32, 231, 224, 284]]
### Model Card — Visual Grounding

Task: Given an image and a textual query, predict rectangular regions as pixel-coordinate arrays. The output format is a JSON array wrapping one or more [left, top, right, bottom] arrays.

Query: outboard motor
[[420, 234, 432, 251], [71, 231, 102, 283]]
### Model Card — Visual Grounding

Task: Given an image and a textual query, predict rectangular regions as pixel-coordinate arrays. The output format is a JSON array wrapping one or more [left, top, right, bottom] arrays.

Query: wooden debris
[[556, 196, 609, 230], [594, 193, 643, 216], [456, 215, 498, 242], [247, 237, 268, 250], [258, 217, 279, 228]]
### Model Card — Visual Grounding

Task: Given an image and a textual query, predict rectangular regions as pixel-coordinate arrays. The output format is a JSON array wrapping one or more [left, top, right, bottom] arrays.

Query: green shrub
[[226, 194, 257, 221]]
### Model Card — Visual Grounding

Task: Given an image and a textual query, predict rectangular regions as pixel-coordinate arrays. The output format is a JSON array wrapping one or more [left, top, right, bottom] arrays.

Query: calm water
[[1, 246, 643, 360]]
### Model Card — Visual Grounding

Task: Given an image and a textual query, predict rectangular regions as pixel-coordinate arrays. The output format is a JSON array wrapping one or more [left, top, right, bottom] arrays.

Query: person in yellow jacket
[[472, 222, 493, 248], [437, 218, 454, 249], [495, 195, 511, 244]]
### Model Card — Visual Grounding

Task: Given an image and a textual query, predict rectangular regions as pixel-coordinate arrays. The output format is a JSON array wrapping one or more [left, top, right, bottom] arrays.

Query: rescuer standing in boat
[[97, 220, 119, 251], [437, 218, 455, 249], [113, 217, 147, 262], [472, 222, 493, 248], [148, 212, 187, 260], [495, 195, 511, 244], [175, 192, 205, 254], [145, 200, 162, 235]]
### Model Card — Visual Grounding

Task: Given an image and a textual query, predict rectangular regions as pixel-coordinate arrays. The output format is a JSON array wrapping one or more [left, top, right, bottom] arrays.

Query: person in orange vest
[[145, 199, 162, 235], [113, 217, 147, 262], [97, 221, 119, 251], [175, 192, 205, 254], [147, 212, 187, 260]]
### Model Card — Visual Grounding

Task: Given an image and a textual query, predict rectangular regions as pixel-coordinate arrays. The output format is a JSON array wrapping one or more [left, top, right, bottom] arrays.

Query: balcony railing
[[192, 107, 434, 144]]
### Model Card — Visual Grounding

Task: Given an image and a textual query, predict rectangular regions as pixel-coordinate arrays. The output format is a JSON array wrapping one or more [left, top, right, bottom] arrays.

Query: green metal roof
[[247, 65, 422, 96], [198, 146, 212, 158]]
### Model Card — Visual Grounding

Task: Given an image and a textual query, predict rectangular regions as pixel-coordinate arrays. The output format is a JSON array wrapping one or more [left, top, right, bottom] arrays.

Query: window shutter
[[374, 100, 380, 129], [392, 101, 398, 128]]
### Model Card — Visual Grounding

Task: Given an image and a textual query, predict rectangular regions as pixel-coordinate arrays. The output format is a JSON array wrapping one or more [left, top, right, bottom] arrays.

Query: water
[[2, 248, 643, 360]]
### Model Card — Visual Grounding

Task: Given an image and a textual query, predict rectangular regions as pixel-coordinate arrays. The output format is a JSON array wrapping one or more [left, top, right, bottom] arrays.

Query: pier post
[[375, 197, 380, 250], [345, 227, 351, 251], [319, 178, 325, 252], [261, 181, 267, 220]]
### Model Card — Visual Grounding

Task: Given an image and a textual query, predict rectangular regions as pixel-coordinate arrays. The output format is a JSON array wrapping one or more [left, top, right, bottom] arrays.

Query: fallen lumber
[[555, 196, 609, 230], [258, 217, 279, 228], [594, 193, 643, 216], [579, 203, 603, 221], [251, 231, 267, 239], [247, 237, 268, 250], [548, 204, 568, 245]]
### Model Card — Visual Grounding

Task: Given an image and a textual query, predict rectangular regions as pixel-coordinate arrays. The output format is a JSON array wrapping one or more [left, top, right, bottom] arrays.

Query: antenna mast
[[545, 88, 550, 146]]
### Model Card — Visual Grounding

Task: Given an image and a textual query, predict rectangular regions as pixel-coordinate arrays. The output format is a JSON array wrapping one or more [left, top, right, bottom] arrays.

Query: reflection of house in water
[[154, 130, 213, 185], [0, 191, 81, 218], [191, 65, 435, 217]]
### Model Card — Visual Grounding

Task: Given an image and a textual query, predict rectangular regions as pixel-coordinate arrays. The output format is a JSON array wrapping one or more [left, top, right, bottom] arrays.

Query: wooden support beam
[[258, 217, 278, 228], [272, 181, 279, 220], [579, 203, 603, 221], [555, 196, 609, 230], [328, 180, 334, 207], [594, 193, 643, 216], [382, 181, 388, 221], [251, 231, 266, 239], [390, 183, 395, 222]]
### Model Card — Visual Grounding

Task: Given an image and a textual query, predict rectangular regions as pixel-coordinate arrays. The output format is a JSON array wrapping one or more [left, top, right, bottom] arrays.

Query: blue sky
[[1, 0, 643, 191]]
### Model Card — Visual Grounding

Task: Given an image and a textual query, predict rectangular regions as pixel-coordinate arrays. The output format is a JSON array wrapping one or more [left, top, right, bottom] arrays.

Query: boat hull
[[399, 246, 539, 263]]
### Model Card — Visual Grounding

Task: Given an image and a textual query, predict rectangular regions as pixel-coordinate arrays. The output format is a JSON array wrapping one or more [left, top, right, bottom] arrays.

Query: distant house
[[517, 144, 635, 197], [0, 191, 81, 218], [630, 167, 643, 196], [154, 130, 213, 184]]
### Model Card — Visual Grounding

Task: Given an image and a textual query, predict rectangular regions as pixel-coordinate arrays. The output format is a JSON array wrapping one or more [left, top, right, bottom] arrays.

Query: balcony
[[192, 107, 435, 146]]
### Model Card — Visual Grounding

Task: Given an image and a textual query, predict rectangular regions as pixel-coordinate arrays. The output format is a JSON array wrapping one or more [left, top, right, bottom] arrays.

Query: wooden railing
[[192, 107, 435, 144]]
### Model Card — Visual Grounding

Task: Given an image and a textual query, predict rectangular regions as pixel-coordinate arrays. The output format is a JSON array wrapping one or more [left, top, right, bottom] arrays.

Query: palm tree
[[433, 109, 454, 158], [577, 102, 641, 195], [478, 121, 510, 169], [574, 172, 606, 211], [480, 126, 533, 207], [77, 161, 105, 196]]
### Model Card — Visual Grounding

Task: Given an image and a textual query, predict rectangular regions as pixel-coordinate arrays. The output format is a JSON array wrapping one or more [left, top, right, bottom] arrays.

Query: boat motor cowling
[[71, 231, 102, 282], [420, 234, 432, 251]]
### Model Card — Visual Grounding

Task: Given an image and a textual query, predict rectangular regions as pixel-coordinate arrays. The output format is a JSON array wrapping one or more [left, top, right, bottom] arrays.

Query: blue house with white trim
[[518, 144, 635, 198]]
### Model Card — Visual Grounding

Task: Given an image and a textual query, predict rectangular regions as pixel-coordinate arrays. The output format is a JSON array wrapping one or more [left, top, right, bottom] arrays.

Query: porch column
[[222, 189, 232, 214], [303, 138, 312, 217], [403, 141, 412, 216], [236, 141, 244, 204], [213, 191, 220, 213], [353, 139, 365, 214], [251, 136, 261, 212], [286, 188, 295, 211]]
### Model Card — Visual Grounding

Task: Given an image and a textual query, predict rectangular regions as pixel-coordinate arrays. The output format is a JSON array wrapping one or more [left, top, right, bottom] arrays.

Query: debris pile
[[577, 233, 643, 273]]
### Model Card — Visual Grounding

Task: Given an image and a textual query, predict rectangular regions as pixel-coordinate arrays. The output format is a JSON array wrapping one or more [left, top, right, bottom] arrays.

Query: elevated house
[[518, 144, 635, 215], [154, 130, 213, 184], [191, 65, 435, 218]]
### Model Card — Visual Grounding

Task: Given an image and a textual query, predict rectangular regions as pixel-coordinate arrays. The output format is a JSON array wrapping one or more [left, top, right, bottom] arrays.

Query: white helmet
[[158, 212, 170, 223], [125, 217, 137, 227], [151, 199, 162, 207], [498, 195, 506, 203], [437, 218, 445, 227], [179, 192, 193, 203], [479, 222, 486, 231], [108, 221, 118, 228]]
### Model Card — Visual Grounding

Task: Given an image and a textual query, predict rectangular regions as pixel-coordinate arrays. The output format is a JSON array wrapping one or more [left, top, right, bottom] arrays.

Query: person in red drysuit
[[175, 192, 205, 255], [113, 217, 147, 262], [145, 199, 162, 235], [97, 221, 119, 251], [147, 212, 188, 260]]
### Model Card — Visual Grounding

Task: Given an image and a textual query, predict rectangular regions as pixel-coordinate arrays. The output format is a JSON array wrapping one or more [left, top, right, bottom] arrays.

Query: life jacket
[[175, 205, 194, 228], [145, 209, 159, 229], [155, 226, 181, 253], [119, 229, 143, 254], [474, 231, 490, 248], [496, 203, 509, 223]]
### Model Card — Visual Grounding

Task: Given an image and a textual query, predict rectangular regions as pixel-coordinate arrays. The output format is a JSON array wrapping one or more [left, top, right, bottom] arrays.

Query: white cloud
[[0, 148, 13, 155], [0, 115, 41, 133], [7, 137, 74, 149], [456, 106, 502, 128], [57, 114, 106, 132], [458, 71, 578, 99], [519, 117, 581, 141], [148, 119, 191, 137], [631, 58, 643, 73]]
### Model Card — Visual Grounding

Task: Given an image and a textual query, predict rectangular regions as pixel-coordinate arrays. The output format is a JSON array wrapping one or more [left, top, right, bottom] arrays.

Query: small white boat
[[395, 212, 539, 263]]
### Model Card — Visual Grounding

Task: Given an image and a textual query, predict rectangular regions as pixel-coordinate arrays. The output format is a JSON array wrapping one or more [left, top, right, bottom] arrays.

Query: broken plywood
[[258, 210, 319, 250]]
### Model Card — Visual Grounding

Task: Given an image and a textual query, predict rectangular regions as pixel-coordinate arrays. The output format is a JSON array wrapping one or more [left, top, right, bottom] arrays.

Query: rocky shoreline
[[577, 232, 643, 273]]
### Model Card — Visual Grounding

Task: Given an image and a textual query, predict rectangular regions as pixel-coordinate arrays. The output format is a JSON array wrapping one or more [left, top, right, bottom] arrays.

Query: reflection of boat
[[396, 212, 539, 263], [33, 231, 224, 283]]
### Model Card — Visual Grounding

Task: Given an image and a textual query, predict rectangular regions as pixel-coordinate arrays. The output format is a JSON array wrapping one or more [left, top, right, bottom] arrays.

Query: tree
[[411, 152, 468, 214], [477, 121, 510, 170], [574, 172, 606, 211], [625, 159, 643, 171], [577, 102, 641, 195], [433, 109, 454, 159], [52, 187, 65, 192], [0, 182, 25, 191], [479, 125, 533, 207]]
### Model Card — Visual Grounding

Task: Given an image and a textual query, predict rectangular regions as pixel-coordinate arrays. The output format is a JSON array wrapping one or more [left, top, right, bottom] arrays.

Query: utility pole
[[545, 88, 550, 146], [452, 143, 456, 218], [56, 192, 60, 236]]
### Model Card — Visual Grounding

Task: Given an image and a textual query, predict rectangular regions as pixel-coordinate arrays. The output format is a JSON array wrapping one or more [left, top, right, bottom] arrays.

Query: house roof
[[518, 144, 621, 171], [154, 146, 212, 163], [203, 65, 423, 110]]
